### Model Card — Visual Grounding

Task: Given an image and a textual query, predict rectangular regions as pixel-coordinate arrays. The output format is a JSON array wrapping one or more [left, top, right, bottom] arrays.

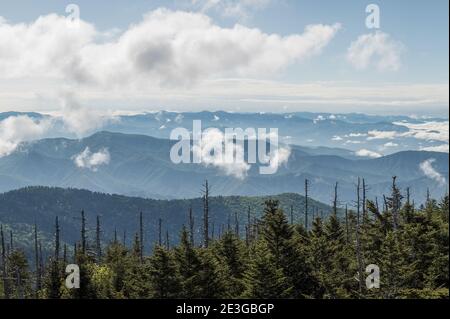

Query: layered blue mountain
[[5, 111, 447, 155], [0, 131, 447, 204]]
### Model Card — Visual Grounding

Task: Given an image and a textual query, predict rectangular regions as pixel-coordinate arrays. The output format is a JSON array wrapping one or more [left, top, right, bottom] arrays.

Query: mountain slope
[[0, 186, 330, 256], [0, 131, 448, 203]]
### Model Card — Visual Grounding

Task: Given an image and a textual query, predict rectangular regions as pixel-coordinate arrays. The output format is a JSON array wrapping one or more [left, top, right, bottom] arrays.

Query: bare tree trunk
[[139, 212, 144, 262], [1, 225, 10, 299], [362, 179, 367, 224], [165, 231, 170, 250], [34, 224, 41, 294], [158, 218, 162, 246], [345, 205, 349, 244], [356, 178, 364, 297], [63, 244, 67, 265], [333, 182, 338, 217], [189, 207, 195, 246], [95, 216, 101, 261], [81, 210, 86, 254], [234, 212, 239, 238], [304, 179, 309, 231], [55, 216, 60, 261], [203, 180, 210, 248]]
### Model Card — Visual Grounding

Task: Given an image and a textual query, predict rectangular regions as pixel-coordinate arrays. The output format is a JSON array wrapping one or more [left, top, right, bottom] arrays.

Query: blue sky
[[0, 0, 448, 116]]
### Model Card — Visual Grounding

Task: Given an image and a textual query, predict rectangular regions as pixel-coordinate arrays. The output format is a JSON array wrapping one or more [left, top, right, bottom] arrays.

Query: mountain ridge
[[0, 131, 447, 203]]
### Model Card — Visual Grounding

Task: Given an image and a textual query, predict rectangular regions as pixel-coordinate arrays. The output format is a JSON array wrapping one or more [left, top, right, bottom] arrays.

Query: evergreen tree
[[244, 240, 291, 298], [149, 246, 181, 298], [215, 231, 246, 297]]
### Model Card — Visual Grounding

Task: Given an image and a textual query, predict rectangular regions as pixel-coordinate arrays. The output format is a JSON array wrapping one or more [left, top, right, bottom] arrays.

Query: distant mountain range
[[2, 110, 448, 155], [0, 131, 447, 204]]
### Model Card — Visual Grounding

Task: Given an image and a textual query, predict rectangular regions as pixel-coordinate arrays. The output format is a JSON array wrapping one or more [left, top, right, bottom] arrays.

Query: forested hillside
[[0, 186, 330, 258], [0, 179, 448, 299]]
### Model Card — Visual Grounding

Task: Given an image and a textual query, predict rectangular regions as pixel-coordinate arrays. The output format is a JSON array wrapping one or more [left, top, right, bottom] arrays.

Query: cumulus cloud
[[347, 31, 403, 71], [73, 147, 110, 171], [0, 9, 340, 89], [0, 14, 97, 80], [0, 115, 51, 157], [420, 158, 447, 185], [355, 149, 382, 158]]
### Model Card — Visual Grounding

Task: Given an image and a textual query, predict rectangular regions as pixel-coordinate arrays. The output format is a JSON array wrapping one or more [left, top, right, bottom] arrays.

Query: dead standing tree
[[202, 180, 210, 248], [355, 178, 365, 296], [304, 179, 309, 231]]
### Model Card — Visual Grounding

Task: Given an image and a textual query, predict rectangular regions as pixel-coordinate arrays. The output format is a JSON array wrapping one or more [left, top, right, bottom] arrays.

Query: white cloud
[[394, 121, 449, 143], [331, 135, 343, 141], [367, 130, 399, 140], [192, 127, 289, 179], [0, 14, 96, 80], [0, 115, 51, 157], [191, 128, 246, 178], [313, 115, 326, 124], [266, 146, 290, 172], [58, 92, 114, 137], [355, 149, 382, 158], [0, 9, 340, 89], [420, 158, 447, 185], [345, 140, 362, 144], [73, 147, 110, 171], [420, 144, 449, 153], [383, 142, 398, 148], [347, 132, 367, 137], [365, 122, 449, 149], [347, 31, 403, 71], [193, 128, 251, 179]]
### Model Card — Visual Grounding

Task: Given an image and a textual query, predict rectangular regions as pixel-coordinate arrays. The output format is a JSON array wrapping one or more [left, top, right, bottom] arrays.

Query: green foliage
[[0, 189, 448, 299]]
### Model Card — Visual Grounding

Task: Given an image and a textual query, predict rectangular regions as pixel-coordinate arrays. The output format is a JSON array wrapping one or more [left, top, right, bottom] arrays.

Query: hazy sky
[[0, 0, 448, 116]]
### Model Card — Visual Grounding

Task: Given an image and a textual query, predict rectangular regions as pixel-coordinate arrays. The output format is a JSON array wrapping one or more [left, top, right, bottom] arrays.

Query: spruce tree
[[244, 240, 291, 298], [149, 246, 181, 298]]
